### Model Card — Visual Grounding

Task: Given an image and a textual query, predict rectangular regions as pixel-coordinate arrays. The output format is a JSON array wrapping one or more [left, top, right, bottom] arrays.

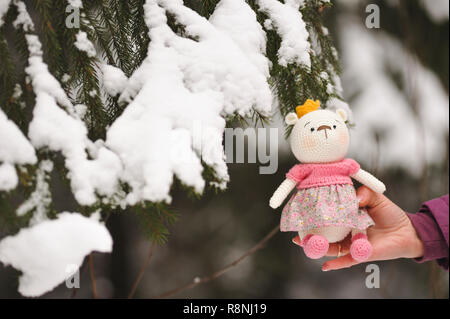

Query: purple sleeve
[[407, 195, 449, 271]]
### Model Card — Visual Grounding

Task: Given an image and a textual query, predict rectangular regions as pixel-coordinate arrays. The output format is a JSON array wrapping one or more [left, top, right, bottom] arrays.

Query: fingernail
[[322, 265, 329, 272], [356, 195, 363, 203]]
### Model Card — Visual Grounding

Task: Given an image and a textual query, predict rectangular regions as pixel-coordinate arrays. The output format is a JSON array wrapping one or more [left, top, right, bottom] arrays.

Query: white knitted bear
[[269, 100, 385, 261]]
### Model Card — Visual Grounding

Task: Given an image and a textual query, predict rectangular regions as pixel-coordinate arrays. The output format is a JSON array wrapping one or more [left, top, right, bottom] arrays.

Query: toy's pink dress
[[280, 158, 374, 233]]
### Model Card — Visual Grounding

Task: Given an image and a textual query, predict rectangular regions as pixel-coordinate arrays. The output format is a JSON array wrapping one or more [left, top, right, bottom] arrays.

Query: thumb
[[356, 186, 388, 209], [356, 186, 403, 226], [322, 254, 360, 271]]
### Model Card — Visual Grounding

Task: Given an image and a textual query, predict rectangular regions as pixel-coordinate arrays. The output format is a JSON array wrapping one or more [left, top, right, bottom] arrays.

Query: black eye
[[333, 125, 337, 129], [310, 128, 315, 132]]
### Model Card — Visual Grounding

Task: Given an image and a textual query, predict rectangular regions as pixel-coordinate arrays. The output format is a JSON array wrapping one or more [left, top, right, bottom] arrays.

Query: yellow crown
[[296, 99, 320, 119]]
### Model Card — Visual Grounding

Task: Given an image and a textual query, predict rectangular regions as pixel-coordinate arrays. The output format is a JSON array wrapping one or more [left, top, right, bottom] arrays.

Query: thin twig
[[103, 210, 113, 223], [153, 225, 279, 299], [128, 242, 156, 299], [89, 253, 98, 299]]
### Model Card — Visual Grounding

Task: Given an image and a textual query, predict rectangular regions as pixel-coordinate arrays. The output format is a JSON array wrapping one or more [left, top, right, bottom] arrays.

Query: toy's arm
[[350, 168, 386, 194], [269, 178, 297, 209]]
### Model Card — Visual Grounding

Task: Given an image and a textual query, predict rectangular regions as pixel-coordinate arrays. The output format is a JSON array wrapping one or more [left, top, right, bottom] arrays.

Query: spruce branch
[[1, 0, 347, 274], [32, 0, 66, 78], [129, 0, 150, 70]]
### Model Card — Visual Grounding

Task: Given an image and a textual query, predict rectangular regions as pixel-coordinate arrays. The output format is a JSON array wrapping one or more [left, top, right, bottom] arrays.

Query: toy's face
[[288, 109, 349, 163]]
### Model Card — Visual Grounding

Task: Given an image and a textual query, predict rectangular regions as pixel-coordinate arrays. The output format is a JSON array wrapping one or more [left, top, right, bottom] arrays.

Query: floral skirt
[[280, 184, 374, 233]]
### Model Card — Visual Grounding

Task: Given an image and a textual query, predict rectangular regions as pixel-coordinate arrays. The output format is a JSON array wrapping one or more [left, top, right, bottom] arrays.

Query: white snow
[[0, 0, 12, 27], [74, 103, 87, 119], [0, 108, 37, 191], [68, 0, 83, 8], [0, 163, 18, 191], [28, 87, 122, 205], [0, 212, 113, 297], [3, 0, 314, 208], [16, 160, 53, 225], [0, 109, 37, 166], [74, 31, 96, 58], [12, 0, 34, 31], [256, 0, 311, 67], [25, 35, 74, 114], [69, 146, 123, 205], [13, 83, 22, 99], [61, 73, 71, 83], [106, 0, 273, 204], [420, 0, 449, 23], [340, 18, 449, 175], [209, 0, 270, 78], [264, 19, 273, 30], [25, 34, 122, 205], [3, 0, 318, 208], [100, 63, 128, 97]]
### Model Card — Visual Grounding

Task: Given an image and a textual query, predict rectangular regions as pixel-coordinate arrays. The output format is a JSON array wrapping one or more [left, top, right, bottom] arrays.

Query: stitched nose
[[317, 125, 331, 138], [317, 125, 331, 131]]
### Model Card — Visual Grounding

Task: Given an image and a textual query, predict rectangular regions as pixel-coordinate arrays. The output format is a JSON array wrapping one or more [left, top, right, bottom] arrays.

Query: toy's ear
[[285, 113, 299, 125], [336, 108, 348, 122]]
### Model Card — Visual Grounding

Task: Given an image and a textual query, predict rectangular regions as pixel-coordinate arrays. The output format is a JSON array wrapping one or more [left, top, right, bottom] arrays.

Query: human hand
[[351, 169, 386, 194], [292, 186, 424, 270]]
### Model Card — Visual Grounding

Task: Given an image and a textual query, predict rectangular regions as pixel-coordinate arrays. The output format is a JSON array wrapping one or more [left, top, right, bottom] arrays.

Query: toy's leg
[[299, 232, 329, 259], [299, 233, 312, 247], [350, 229, 372, 262]]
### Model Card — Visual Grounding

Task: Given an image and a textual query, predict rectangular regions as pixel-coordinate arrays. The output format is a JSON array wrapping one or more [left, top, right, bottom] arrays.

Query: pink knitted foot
[[300, 234, 313, 247], [351, 233, 367, 242], [350, 234, 372, 262], [303, 235, 329, 259]]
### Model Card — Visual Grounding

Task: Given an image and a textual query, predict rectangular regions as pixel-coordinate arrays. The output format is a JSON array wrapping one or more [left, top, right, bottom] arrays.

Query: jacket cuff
[[407, 212, 449, 267]]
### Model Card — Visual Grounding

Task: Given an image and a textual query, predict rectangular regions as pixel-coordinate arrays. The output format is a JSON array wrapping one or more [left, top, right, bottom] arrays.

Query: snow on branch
[[25, 32, 123, 206], [209, 0, 270, 78], [100, 63, 128, 97], [0, 0, 341, 298], [12, 0, 34, 31], [0, 212, 112, 297], [0, 0, 12, 27], [107, 0, 273, 205], [16, 160, 53, 225], [0, 109, 37, 191], [257, 0, 311, 67], [74, 31, 97, 58], [68, 0, 83, 9], [3, 0, 317, 208]]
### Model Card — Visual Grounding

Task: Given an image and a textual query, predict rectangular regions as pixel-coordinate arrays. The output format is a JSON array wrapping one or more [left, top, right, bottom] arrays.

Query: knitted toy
[[269, 99, 386, 261]]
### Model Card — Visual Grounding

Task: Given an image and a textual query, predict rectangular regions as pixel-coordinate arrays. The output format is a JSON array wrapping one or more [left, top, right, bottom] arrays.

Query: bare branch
[[128, 242, 156, 299], [89, 253, 98, 299], [153, 225, 279, 299]]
